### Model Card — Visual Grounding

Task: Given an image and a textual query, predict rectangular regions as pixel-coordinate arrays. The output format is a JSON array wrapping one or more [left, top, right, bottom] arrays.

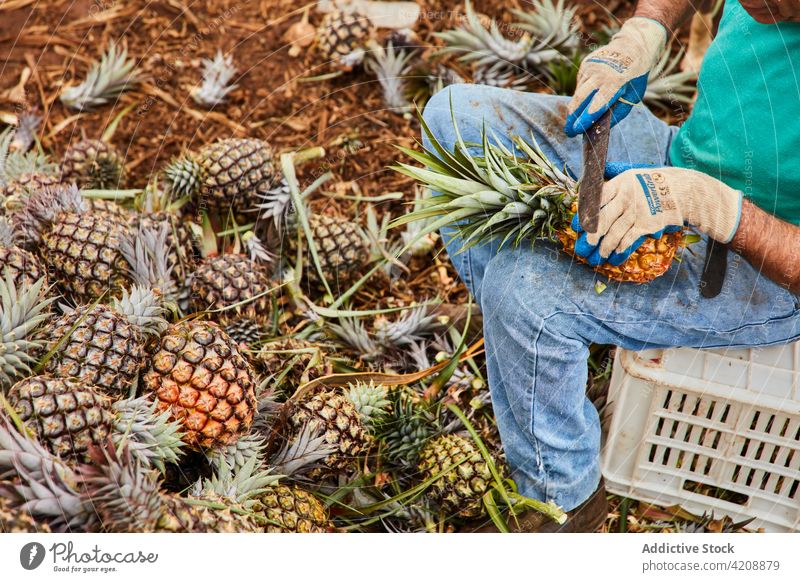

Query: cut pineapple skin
[[557, 222, 683, 284]]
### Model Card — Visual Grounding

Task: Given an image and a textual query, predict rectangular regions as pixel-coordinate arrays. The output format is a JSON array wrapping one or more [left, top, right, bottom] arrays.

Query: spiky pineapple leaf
[[60, 42, 141, 111]]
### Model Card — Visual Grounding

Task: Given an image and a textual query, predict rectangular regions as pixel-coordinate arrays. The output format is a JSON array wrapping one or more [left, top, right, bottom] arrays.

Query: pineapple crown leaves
[[391, 106, 575, 253], [191, 50, 238, 108], [111, 397, 185, 473], [252, 178, 291, 225], [112, 285, 169, 336], [163, 156, 204, 199], [269, 423, 337, 478], [242, 231, 275, 264], [119, 222, 178, 308], [78, 442, 165, 533], [345, 380, 390, 422], [364, 41, 415, 112], [60, 41, 142, 111], [511, 0, 581, 53], [196, 449, 279, 505], [435, 1, 535, 66], [327, 316, 382, 361], [0, 414, 94, 530], [373, 303, 443, 350], [206, 431, 268, 476], [435, 0, 565, 74], [0, 274, 55, 388], [400, 187, 440, 257]]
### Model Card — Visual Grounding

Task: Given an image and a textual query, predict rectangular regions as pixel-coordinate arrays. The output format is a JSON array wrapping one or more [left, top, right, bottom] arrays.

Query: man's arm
[[730, 200, 800, 294], [634, 0, 697, 33]]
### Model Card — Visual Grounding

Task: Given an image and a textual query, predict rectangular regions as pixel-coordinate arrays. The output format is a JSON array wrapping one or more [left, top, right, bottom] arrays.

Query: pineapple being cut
[[392, 114, 683, 284]]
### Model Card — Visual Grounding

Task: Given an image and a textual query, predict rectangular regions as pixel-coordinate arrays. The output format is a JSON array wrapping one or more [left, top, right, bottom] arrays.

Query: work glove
[[565, 17, 668, 137], [572, 165, 744, 267]]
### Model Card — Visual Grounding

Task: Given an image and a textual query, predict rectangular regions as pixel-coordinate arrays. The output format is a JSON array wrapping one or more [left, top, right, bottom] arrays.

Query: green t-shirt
[[669, 0, 800, 223]]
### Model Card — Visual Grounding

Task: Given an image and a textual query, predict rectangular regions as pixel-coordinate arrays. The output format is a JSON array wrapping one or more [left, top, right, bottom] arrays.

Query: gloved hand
[[565, 17, 668, 137], [572, 165, 744, 266]]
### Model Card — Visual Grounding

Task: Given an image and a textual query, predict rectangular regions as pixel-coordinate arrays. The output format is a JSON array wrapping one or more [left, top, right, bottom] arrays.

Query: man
[[422, 0, 800, 532]]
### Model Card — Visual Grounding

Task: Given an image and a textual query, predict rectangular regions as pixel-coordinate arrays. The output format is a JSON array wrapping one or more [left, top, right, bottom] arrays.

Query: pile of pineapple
[[0, 103, 534, 533]]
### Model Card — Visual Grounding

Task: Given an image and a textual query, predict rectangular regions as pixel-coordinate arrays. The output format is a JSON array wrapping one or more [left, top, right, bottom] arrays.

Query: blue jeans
[[422, 85, 800, 512]]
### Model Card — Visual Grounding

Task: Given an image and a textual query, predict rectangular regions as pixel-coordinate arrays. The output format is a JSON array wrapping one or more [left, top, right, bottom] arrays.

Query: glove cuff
[[684, 180, 744, 244], [618, 17, 669, 67]]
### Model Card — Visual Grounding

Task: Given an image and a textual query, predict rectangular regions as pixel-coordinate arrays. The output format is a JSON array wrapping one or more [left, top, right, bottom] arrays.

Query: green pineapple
[[417, 433, 496, 519], [188, 253, 274, 345], [316, 10, 374, 71], [165, 138, 278, 220], [17, 183, 132, 301], [6, 375, 115, 463], [61, 139, 126, 189], [0, 216, 47, 288]]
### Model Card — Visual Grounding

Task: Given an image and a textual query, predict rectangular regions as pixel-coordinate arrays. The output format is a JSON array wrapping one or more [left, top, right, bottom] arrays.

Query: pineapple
[[43, 289, 167, 397], [192, 50, 238, 108], [288, 213, 370, 292], [417, 433, 495, 519], [374, 389, 433, 465], [0, 127, 60, 212], [17, 184, 132, 300], [316, 10, 373, 71], [5, 375, 114, 463], [393, 114, 683, 283], [188, 253, 274, 345], [257, 484, 330, 533], [165, 138, 277, 220], [0, 216, 47, 288], [61, 139, 125, 189], [284, 388, 372, 474], [0, 273, 54, 388], [60, 42, 141, 111], [201, 426, 334, 533], [142, 320, 258, 450]]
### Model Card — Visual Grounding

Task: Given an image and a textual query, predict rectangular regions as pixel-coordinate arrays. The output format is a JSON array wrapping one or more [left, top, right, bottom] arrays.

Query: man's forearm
[[634, 0, 697, 32], [730, 199, 800, 294]]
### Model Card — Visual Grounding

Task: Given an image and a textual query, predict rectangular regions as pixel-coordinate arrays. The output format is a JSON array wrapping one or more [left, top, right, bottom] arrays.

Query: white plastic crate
[[601, 345, 800, 532]]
